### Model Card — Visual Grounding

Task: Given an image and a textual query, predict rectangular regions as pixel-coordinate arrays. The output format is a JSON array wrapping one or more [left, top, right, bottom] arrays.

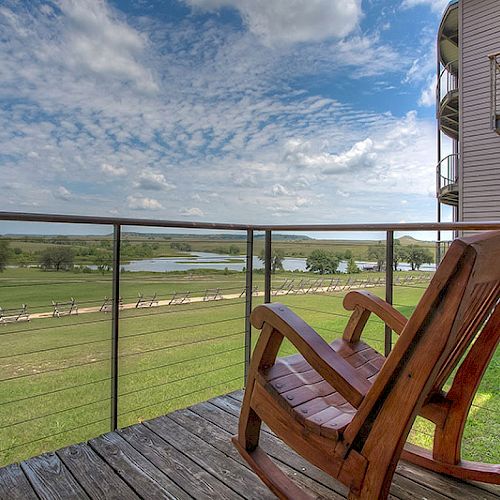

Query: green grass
[[0, 268, 497, 470]]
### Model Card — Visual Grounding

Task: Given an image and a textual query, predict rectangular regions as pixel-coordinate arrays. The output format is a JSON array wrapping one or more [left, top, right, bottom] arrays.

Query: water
[[116, 252, 436, 273]]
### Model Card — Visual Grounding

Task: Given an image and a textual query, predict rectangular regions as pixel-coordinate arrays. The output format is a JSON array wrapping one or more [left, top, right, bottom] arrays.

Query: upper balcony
[[437, 61, 459, 140], [437, 153, 459, 206], [490, 52, 500, 135], [438, 0, 459, 74]]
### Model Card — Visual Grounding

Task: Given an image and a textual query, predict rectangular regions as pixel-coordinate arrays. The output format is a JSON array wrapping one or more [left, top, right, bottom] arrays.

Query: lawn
[[0, 268, 497, 470]]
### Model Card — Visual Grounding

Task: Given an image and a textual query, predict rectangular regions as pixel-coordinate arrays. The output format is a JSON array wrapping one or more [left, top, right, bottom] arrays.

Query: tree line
[[0, 238, 434, 274], [257, 243, 433, 275]]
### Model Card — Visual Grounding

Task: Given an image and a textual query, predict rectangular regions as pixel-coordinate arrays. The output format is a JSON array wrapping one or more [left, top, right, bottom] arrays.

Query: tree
[[94, 251, 113, 274], [306, 249, 340, 274], [367, 244, 385, 272], [258, 248, 285, 273], [406, 245, 433, 271], [228, 245, 240, 255], [393, 240, 408, 271], [0, 240, 10, 272], [39, 246, 75, 271], [347, 257, 360, 274], [170, 241, 192, 252]]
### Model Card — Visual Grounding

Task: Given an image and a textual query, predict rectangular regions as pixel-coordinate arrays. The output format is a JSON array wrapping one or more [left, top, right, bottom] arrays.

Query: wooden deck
[[0, 391, 498, 500]]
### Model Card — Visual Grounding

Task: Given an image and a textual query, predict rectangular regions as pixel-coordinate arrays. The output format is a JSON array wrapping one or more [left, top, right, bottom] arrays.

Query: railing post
[[264, 230, 272, 303], [244, 229, 254, 384], [111, 224, 121, 431], [385, 231, 394, 357]]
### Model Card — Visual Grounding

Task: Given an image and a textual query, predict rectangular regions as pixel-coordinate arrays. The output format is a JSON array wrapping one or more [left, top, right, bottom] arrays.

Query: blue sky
[[0, 0, 454, 232]]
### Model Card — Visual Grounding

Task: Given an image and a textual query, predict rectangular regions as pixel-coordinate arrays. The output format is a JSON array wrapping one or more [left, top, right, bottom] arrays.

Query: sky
[[0, 0, 455, 234]]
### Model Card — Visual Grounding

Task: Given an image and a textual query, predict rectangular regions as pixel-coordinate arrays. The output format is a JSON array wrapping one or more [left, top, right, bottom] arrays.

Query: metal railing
[[1, 211, 500, 465], [436, 60, 458, 115], [489, 52, 500, 133], [436, 153, 459, 193]]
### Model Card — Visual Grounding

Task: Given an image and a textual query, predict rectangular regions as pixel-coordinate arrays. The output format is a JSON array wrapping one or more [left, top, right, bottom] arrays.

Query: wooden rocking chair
[[233, 231, 500, 499]]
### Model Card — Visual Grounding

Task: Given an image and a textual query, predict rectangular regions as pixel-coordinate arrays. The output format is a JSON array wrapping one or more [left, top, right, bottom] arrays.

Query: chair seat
[[262, 339, 385, 439]]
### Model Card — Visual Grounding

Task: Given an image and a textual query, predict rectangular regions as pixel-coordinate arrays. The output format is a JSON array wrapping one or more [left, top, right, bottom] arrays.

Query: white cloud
[[418, 75, 436, 107], [56, 0, 158, 92], [184, 0, 362, 45], [272, 184, 291, 196], [101, 163, 127, 176], [179, 207, 204, 217], [401, 0, 449, 14], [135, 169, 175, 191], [127, 196, 163, 210], [285, 138, 376, 175], [53, 186, 73, 201]]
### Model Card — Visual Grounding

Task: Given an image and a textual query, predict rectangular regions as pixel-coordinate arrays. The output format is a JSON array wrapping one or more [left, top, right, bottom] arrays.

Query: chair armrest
[[342, 290, 408, 342], [251, 303, 371, 408]]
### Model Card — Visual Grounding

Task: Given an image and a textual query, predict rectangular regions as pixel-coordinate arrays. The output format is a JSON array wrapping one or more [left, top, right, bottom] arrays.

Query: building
[[436, 0, 500, 227]]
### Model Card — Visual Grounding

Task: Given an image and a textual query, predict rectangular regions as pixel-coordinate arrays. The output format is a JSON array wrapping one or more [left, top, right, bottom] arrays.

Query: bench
[[168, 291, 191, 305], [203, 288, 222, 301], [0, 304, 30, 324], [136, 293, 159, 308], [52, 298, 78, 318], [239, 286, 259, 298], [272, 279, 294, 296], [100, 297, 124, 313]]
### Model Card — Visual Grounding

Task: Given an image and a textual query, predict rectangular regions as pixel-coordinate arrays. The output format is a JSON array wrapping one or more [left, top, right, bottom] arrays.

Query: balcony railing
[[437, 153, 459, 192], [437, 60, 458, 114], [0, 212, 499, 469], [436, 153, 459, 206], [490, 51, 500, 134]]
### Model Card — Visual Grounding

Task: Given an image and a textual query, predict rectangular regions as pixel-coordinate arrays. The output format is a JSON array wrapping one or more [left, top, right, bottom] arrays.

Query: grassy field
[[0, 267, 497, 470]]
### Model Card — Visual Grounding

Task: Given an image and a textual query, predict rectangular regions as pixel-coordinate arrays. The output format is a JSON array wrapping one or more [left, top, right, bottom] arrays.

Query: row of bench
[[1, 274, 432, 324]]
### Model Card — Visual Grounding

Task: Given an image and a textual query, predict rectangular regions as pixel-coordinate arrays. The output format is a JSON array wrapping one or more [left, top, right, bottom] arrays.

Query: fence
[[0, 212, 499, 467]]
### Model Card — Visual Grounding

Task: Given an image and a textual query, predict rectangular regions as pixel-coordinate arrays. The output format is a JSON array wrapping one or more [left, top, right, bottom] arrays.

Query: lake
[[119, 252, 436, 273]]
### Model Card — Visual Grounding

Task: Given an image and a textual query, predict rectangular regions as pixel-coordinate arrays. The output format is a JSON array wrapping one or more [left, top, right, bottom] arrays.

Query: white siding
[[460, 0, 500, 221]]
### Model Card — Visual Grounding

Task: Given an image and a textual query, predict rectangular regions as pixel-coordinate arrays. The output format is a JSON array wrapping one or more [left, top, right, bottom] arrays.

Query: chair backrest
[[344, 231, 500, 456]]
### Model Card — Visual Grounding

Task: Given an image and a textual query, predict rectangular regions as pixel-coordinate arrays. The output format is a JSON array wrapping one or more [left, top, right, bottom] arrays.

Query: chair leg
[[232, 437, 316, 500], [237, 403, 262, 452], [234, 382, 316, 500]]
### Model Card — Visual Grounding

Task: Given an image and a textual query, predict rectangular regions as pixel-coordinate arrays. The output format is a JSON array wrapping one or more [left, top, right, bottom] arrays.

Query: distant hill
[[397, 235, 433, 246], [121, 232, 313, 241]]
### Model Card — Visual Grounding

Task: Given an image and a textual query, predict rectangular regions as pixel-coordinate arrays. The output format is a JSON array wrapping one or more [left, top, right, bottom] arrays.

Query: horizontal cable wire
[[118, 330, 245, 361], [119, 360, 244, 399], [0, 416, 110, 453], [118, 375, 242, 418], [0, 395, 111, 430], [120, 315, 244, 342], [119, 345, 245, 379], [0, 345, 246, 407], [0, 330, 245, 383], [0, 376, 112, 407], [0, 309, 245, 358], [0, 357, 110, 383]]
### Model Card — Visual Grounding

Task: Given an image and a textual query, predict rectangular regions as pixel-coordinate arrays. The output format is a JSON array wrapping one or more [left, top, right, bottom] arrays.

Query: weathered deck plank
[[144, 415, 274, 499], [57, 443, 140, 500], [89, 432, 190, 500], [119, 422, 240, 500], [0, 390, 497, 500], [21, 452, 90, 500], [0, 463, 39, 500]]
